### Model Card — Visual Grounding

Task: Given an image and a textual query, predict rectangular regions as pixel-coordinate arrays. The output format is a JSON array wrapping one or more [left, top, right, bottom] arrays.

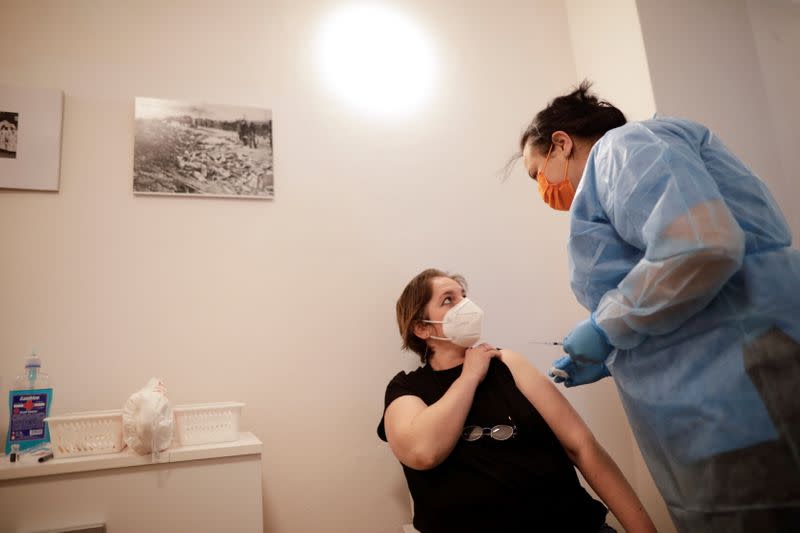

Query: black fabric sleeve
[[377, 371, 422, 442]]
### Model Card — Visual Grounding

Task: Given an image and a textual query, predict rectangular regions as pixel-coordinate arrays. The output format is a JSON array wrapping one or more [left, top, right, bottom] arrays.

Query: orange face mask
[[537, 144, 575, 211]]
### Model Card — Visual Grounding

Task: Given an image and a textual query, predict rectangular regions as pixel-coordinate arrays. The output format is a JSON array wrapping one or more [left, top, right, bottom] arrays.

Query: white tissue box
[[172, 402, 244, 446]]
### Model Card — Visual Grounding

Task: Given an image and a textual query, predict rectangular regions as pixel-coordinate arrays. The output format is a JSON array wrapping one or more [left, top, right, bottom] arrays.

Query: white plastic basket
[[173, 402, 244, 446], [45, 410, 125, 459]]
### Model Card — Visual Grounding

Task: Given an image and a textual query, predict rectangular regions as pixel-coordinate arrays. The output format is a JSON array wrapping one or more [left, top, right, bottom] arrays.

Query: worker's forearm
[[596, 200, 745, 349]]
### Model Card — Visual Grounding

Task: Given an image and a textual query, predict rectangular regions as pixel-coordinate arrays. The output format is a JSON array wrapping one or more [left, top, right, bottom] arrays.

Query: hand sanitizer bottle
[[5, 349, 53, 455]]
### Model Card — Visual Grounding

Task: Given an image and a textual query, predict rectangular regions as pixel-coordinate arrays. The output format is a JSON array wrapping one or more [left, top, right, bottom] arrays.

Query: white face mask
[[424, 298, 484, 348]]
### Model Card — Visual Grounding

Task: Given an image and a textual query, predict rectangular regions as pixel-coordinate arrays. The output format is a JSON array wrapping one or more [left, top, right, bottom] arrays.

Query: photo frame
[[134, 97, 274, 199], [0, 85, 64, 191]]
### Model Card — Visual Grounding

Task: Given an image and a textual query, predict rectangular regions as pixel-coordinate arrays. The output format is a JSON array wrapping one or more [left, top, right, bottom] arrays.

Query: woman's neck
[[428, 345, 466, 371]]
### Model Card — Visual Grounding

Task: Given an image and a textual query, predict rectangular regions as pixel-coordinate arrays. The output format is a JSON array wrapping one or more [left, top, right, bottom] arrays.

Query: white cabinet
[[0, 433, 264, 533]]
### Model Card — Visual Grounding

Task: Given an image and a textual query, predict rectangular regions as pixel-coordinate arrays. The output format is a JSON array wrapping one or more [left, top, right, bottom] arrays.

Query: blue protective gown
[[568, 117, 800, 531]]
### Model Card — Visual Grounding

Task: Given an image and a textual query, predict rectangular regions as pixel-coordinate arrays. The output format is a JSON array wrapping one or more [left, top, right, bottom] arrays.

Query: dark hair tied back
[[520, 80, 627, 152]]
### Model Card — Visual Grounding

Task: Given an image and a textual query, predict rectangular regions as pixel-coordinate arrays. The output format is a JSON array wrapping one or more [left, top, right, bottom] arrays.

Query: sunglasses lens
[[463, 426, 483, 441], [491, 425, 515, 441]]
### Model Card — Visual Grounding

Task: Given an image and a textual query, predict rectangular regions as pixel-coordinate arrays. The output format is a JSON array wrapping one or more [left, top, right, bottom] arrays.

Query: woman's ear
[[413, 321, 431, 340], [551, 131, 574, 158]]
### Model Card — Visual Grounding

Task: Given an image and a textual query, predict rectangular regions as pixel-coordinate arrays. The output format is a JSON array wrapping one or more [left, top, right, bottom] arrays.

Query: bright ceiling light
[[316, 5, 436, 118]]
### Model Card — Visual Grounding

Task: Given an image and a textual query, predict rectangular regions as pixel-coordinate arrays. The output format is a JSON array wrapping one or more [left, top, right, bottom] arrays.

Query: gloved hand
[[563, 315, 613, 365], [549, 355, 611, 387]]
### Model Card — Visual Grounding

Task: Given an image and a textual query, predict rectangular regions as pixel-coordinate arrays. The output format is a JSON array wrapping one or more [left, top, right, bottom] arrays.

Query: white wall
[[636, 0, 800, 241], [1, 1, 647, 532], [565, 0, 656, 121], [746, 0, 800, 238]]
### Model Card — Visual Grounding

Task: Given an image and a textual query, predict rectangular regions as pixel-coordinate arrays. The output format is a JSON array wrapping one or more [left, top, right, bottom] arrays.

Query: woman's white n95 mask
[[424, 298, 484, 348]]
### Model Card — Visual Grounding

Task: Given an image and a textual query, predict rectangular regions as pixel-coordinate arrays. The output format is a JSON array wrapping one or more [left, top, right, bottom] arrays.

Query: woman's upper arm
[[591, 134, 746, 348], [500, 350, 593, 457], [598, 132, 744, 267], [383, 394, 429, 466]]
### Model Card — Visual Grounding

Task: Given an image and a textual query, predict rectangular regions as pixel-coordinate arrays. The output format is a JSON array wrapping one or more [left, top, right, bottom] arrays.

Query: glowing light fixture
[[316, 5, 436, 118]]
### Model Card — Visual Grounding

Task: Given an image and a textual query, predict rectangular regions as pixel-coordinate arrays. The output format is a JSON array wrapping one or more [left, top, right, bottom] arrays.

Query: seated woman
[[377, 268, 656, 533]]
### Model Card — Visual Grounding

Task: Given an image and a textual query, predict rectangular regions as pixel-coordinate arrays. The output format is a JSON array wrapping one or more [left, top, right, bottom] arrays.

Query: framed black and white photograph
[[134, 97, 274, 199], [0, 111, 18, 159], [0, 86, 63, 191]]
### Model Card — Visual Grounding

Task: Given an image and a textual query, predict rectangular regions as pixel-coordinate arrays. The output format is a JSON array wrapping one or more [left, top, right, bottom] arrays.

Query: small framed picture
[[0, 85, 64, 191], [134, 97, 274, 199]]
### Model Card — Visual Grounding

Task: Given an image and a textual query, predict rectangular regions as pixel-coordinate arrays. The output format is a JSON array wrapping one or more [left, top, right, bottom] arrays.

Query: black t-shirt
[[378, 359, 608, 533]]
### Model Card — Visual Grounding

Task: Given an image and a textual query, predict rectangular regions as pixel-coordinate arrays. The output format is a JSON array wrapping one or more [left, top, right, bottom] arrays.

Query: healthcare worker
[[518, 81, 800, 532]]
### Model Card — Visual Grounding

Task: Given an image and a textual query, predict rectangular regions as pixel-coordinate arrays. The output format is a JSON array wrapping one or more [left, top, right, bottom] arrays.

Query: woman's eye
[[443, 297, 452, 305]]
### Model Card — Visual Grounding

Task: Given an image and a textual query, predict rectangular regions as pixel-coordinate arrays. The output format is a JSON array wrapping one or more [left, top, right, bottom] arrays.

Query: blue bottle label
[[6, 388, 53, 454]]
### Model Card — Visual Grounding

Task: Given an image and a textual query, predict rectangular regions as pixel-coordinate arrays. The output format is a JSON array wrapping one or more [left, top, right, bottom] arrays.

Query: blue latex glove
[[563, 315, 613, 365], [549, 355, 611, 387]]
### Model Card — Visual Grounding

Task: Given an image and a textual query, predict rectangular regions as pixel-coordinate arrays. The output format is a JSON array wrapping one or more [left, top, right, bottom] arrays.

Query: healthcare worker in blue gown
[[518, 81, 800, 532]]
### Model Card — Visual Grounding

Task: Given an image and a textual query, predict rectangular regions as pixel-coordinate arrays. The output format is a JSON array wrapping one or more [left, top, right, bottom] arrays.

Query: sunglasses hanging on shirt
[[462, 417, 517, 442]]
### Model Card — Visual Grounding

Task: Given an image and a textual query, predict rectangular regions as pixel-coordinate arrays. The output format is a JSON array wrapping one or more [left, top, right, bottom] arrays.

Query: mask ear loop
[[539, 143, 570, 185], [537, 144, 554, 182]]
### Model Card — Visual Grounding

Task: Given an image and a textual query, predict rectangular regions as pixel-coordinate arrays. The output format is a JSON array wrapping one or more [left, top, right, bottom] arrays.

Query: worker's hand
[[549, 355, 611, 387], [563, 315, 613, 365], [461, 343, 500, 385]]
